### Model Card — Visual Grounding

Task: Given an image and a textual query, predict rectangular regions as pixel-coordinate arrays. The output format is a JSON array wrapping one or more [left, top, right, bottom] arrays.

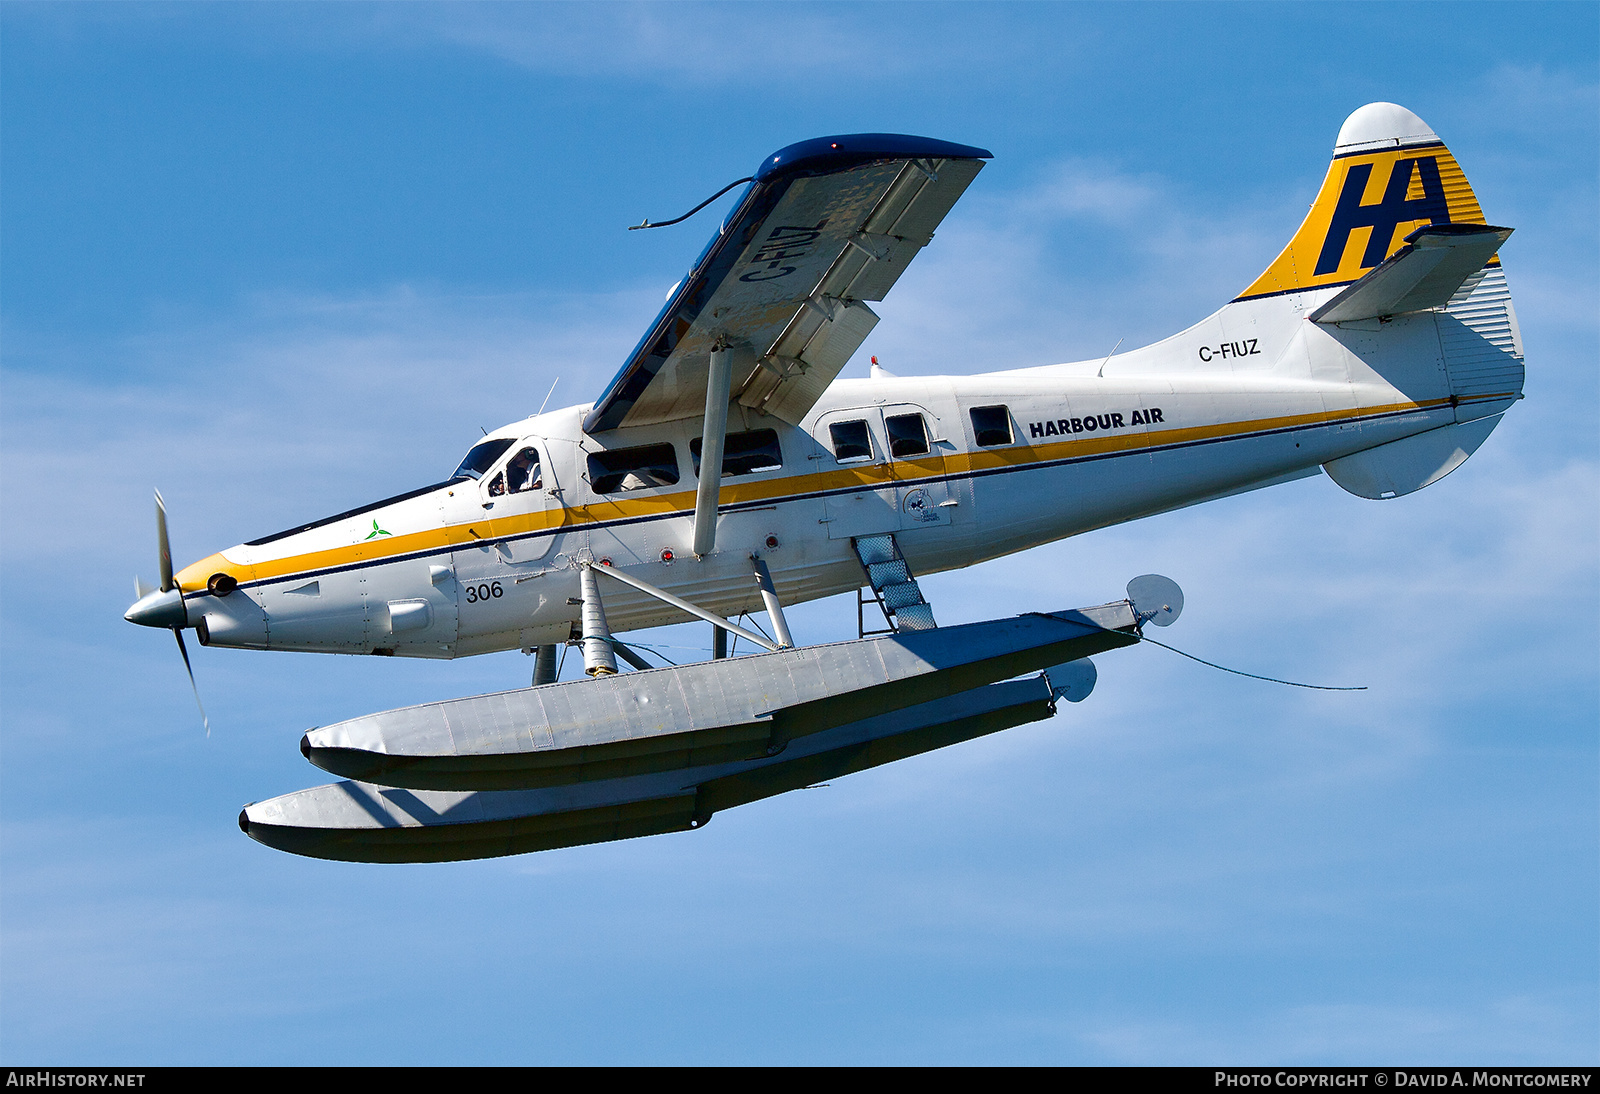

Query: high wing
[[582, 134, 991, 435]]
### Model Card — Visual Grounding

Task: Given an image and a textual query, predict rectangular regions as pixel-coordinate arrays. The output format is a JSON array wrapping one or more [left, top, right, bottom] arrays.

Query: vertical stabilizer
[[1237, 103, 1496, 303]]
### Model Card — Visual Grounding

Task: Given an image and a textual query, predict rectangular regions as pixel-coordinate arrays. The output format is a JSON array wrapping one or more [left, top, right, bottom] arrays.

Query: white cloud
[[2, 284, 650, 554], [856, 157, 1298, 375]]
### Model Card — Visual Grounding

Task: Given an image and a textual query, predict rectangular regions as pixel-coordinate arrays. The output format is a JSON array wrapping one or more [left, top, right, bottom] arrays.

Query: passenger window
[[691, 429, 783, 477], [587, 443, 680, 494], [885, 413, 930, 458], [970, 405, 1014, 447], [506, 448, 542, 493], [829, 420, 874, 463]]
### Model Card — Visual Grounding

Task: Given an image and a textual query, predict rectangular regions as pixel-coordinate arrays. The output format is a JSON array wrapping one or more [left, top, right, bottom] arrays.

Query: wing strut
[[692, 344, 733, 558]]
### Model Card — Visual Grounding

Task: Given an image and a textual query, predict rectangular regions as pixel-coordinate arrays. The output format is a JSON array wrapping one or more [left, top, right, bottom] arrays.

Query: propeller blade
[[155, 489, 175, 593], [173, 627, 210, 737], [135, 575, 154, 600]]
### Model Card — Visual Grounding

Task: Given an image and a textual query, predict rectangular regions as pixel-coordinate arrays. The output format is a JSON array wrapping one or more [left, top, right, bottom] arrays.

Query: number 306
[[464, 581, 503, 604]]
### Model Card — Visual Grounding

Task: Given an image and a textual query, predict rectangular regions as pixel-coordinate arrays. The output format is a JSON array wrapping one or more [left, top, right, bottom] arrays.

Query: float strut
[[579, 566, 618, 677], [586, 562, 779, 652], [751, 556, 794, 649], [533, 644, 559, 685]]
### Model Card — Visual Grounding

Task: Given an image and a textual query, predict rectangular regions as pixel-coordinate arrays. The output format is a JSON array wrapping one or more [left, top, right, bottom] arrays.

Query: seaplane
[[125, 103, 1522, 863]]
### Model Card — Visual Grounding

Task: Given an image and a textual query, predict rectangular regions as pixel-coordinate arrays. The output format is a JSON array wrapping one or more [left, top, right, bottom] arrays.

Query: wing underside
[[584, 135, 991, 434]]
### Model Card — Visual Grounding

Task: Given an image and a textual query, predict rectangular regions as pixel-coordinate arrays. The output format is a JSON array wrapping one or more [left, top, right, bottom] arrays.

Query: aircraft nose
[[125, 586, 188, 629]]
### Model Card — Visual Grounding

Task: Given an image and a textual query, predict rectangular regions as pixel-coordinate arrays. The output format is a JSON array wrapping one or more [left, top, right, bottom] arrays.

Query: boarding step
[[853, 534, 937, 634]]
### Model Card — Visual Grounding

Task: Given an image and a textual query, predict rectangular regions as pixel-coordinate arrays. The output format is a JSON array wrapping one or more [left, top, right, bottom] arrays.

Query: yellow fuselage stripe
[[176, 394, 1500, 591]]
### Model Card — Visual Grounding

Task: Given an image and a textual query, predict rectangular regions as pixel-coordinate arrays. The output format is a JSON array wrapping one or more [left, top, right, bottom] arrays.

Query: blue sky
[[2, 2, 1596, 1064]]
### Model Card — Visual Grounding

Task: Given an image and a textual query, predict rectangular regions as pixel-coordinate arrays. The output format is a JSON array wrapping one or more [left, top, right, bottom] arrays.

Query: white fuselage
[[174, 271, 1521, 658]]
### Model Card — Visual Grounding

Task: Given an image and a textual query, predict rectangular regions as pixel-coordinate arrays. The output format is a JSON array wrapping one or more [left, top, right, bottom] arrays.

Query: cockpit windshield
[[451, 438, 515, 481]]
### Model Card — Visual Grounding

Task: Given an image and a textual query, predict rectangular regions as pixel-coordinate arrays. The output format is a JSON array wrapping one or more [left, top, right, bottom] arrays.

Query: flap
[[583, 134, 991, 434], [1310, 224, 1512, 324]]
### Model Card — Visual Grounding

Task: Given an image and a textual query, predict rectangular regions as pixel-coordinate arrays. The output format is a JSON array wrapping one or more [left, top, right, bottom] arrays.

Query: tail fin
[[1237, 103, 1497, 303], [1232, 104, 1525, 501]]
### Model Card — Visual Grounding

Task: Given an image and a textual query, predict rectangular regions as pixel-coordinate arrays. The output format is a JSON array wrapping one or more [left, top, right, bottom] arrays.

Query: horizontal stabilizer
[[1311, 224, 1512, 324]]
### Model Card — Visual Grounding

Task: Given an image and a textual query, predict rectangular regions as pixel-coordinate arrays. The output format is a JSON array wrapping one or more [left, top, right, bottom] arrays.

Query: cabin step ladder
[[853, 534, 937, 634]]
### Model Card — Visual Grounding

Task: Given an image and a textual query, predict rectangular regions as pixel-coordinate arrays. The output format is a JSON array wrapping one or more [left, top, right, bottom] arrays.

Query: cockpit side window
[[506, 448, 542, 493], [483, 444, 543, 498], [452, 438, 515, 481]]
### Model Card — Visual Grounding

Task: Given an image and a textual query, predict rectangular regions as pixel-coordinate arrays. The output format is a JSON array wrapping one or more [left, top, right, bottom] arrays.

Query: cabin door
[[816, 404, 949, 540]]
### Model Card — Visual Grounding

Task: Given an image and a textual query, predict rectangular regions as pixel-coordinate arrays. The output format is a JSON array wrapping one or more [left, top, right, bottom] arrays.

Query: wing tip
[[755, 133, 992, 182]]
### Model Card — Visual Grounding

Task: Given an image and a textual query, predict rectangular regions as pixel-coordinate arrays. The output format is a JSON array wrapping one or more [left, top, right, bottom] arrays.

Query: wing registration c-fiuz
[[583, 134, 992, 434]]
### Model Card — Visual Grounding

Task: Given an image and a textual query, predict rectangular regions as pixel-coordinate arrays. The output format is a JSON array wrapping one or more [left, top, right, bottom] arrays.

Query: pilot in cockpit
[[506, 448, 541, 494]]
